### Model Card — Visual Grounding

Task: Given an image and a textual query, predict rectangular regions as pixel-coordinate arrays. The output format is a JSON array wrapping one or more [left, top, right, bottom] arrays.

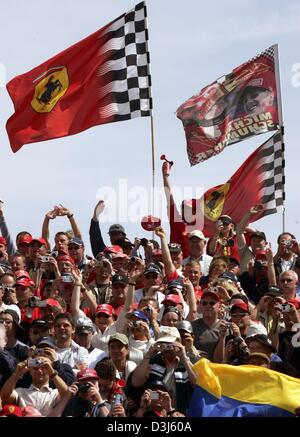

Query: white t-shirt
[[14, 384, 59, 416]]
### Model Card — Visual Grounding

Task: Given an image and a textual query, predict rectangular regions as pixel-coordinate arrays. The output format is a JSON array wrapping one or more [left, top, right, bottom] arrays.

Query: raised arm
[[155, 226, 175, 276], [89, 200, 106, 257], [0, 200, 16, 256], [236, 205, 264, 252], [56, 204, 82, 240], [42, 208, 59, 250]]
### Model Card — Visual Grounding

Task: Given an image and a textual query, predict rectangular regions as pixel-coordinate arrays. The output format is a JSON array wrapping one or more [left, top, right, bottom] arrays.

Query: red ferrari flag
[[196, 131, 284, 236], [176, 46, 281, 166], [6, 2, 152, 153]]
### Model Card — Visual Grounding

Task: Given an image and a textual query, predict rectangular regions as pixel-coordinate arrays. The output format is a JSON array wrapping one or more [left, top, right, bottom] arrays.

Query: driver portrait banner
[[176, 45, 280, 166]]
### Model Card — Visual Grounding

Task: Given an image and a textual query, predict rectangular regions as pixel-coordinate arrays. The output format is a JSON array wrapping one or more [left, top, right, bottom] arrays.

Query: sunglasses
[[230, 313, 248, 318], [201, 301, 217, 306], [95, 313, 111, 318], [68, 246, 81, 250], [145, 274, 159, 279]]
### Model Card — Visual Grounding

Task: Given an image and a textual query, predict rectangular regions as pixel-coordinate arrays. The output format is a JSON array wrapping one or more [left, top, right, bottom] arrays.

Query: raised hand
[[93, 200, 105, 221], [249, 204, 264, 215]]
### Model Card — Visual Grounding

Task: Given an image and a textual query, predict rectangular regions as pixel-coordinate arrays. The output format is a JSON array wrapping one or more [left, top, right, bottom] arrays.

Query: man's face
[[55, 234, 69, 252], [54, 318, 74, 342], [10, 256, 26, 272], [279, 272, 297, 296], [188, 237, 206, 257], [111, 283, 127, 303], [78, 379, 99, 400], [109, 231, 124, 245], [199, 298, 219, 317], [170, 251, 183, 269], [15, 285, 33, 304], [144, 272, 161, 287], [30, 242, 47, 258], [95, 312, 114, 330], [75, 331, 93, 348], [250, 237, 266, 253], [111, 256, 125, 272], [278, 234, 293, 255], [29, 363, 49, 385], [161, 311, 179, 327], [68, 244, 84, 263], [17, 243, 31, 257], [243, 88, 274, 115], [58, 260, 73, 274], [98, 377, 113, 395], [230, 308, 250, 330]]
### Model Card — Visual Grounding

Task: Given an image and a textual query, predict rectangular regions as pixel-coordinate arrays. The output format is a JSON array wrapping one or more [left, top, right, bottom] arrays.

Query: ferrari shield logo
[[203, 183, 230, 221], [31, 67, 69, 113]]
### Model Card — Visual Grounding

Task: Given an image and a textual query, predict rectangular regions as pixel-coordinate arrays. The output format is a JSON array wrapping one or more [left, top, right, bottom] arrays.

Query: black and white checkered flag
[[98, 1, 152, 121], [259, 131, 285, 216]]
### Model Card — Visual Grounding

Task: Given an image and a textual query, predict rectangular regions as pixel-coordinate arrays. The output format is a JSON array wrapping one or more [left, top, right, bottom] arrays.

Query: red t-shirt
[[169, 204, 189, 258], [207, 235, 240, 260]]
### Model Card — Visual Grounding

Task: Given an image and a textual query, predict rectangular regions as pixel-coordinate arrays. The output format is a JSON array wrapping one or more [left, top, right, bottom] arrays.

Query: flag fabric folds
[[189, 131, 284, 237], [6, 1, 152, 152], [177, 46, 280, 166], [188, 359, 300, 417]]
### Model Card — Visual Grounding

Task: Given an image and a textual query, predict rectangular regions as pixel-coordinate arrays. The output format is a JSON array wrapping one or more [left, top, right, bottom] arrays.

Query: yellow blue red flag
[[188, 359, 300, 417]]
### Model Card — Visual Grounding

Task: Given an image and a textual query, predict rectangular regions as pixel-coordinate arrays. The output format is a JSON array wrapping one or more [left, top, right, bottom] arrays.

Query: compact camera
[[132, 320, 142, 328], [61, 275, 74, 283], [282, 240, 292, 247], [27, 357, 43, 368], [41, 256, 51, 263], [150, 391, 159, 401], [112, 393, 123, 406], [159, 343, 174, 351], [282, 303, 293, 313]]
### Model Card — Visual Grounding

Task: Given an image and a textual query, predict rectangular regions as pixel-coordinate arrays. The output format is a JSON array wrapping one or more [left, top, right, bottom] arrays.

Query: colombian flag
[[188, 359, 300, 417]]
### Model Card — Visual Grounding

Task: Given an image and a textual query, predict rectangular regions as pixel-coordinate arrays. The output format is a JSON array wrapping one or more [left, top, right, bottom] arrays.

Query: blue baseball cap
[[126, 310, 150, 324]]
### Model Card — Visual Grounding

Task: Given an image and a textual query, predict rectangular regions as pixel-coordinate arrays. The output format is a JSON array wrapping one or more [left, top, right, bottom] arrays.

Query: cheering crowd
[[0, 162, 299, 418]]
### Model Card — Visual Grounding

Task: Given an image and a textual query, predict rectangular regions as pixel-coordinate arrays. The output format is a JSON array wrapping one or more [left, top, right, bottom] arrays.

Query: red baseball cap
[[201, 291, 220, 302], [230, 300, 250, 313], [162, 294, 183, 305], [76, 368, 98, 382], [141, 215, 161, 231], [0, 236, 7, 246], [152, 249, 162, 257], [44, 298, 63, 310], [18, 235, 33, 245], [15, 270, 31, 279], [57, 255, 75, 265], [15, 277, 35, 287], [30, 237, 47, 247], [96, 304, 114, 316], [104, 245, 123, 254], [0, 404, 22, 417]]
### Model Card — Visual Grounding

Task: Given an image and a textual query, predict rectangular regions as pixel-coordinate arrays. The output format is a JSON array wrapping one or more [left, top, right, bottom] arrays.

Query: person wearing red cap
[[91, 304, 118, 354], [60, 367, 109, 417], [16, 233, 33, 259], [0, 404, 23, 417]]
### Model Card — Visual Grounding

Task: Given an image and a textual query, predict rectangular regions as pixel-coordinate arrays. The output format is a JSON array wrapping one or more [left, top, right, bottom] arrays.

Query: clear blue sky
[[0, 0, 299, 253]]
